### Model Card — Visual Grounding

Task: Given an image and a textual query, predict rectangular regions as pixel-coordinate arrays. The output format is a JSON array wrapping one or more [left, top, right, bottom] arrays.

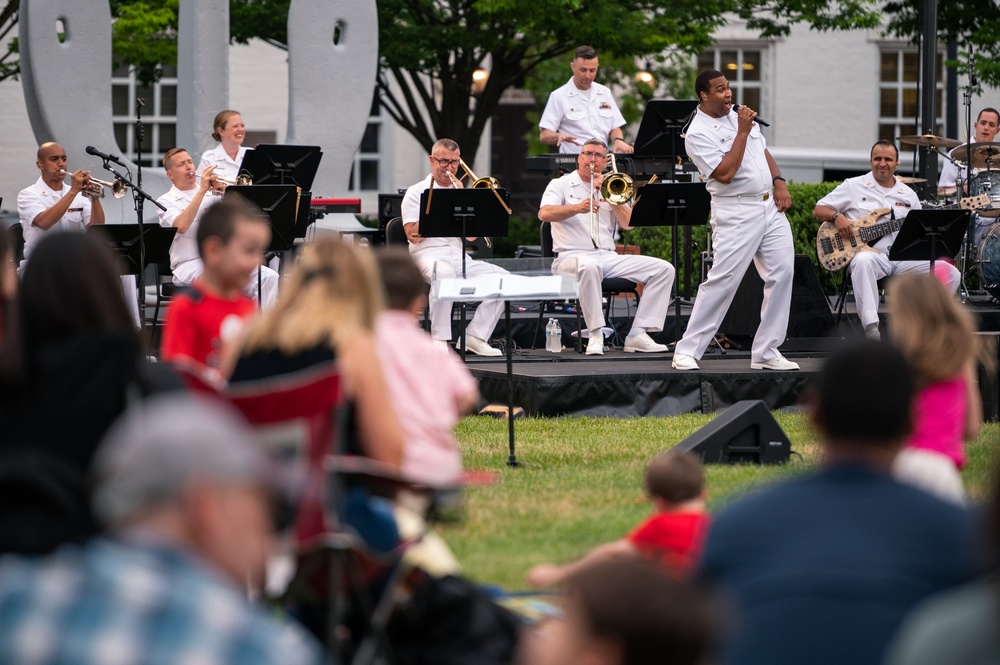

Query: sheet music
[[435, 274, 569, 300]]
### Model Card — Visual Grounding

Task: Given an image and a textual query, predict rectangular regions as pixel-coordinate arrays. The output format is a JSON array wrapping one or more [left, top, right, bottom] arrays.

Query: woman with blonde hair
[[228, 236, 404, 468], [197, 109, 248, 190], [887, 272, 990, 504]]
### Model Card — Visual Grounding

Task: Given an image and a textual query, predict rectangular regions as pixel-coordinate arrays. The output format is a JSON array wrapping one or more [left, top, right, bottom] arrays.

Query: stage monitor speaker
[[719, 254, 834, 339], [671, 400, 791, 465], [376, 192, 405, 246]]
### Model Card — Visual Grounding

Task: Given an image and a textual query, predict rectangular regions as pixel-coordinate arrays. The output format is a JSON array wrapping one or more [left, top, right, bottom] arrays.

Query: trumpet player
[[538, 138, 675, 355], [157, 148, 278, 307], [401, 138, 509, 356], [17, 142, 141, 327]]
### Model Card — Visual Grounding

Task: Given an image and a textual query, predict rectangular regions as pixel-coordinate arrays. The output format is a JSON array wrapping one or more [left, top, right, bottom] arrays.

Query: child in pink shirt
[[374, 248, 479, 488], [887, 273, 992, 505]]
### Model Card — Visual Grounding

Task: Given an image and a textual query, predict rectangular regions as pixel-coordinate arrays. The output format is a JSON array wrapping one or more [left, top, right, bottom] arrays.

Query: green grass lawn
[[440, 413, 1000, 589]]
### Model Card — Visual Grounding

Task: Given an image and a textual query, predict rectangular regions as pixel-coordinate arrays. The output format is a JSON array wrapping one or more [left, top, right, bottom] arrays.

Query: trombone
[[59, 169, 128, 199], [589, 154, 636, 249], [449, 160, 511, 249]]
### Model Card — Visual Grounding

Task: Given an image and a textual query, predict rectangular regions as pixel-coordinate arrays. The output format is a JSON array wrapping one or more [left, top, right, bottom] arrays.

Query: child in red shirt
[[527, 452, 709, 587], [161, 200, 270, 374]]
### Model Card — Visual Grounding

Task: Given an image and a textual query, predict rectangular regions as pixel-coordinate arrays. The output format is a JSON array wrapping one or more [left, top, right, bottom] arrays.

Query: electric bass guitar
[[815, 194, 990, 272]]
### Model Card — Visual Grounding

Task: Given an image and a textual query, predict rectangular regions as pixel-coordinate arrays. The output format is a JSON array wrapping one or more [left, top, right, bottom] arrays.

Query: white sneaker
[[586, 335, 604, 355], [463, 335, 502, 357], [623, 333, 669, 353], [671, 353, 700, 371], [750, 354, 800, 371]]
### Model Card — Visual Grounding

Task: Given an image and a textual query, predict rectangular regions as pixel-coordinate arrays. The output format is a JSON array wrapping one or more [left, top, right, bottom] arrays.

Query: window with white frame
[[348, 93, 383, 192], [112, 65, 178, 168], [879, 49, 945, 150], [697, 48, 766, 117]]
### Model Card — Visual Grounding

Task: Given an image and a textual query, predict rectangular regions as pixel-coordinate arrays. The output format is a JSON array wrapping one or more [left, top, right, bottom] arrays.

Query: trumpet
[[193, 171, 253, 195], [59, 169, 128, 199]]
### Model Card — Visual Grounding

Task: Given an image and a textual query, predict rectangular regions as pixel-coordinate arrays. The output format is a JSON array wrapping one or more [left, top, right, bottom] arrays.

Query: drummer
[[938, 108, 1000, 245]]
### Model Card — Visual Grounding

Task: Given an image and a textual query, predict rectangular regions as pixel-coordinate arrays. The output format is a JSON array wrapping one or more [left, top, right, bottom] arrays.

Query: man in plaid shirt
[[0, 396, 324, 665]]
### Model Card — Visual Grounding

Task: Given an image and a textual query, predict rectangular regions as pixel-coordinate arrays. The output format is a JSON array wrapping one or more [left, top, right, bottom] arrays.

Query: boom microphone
[[732, 104, 770, 127], [86, 145, 126, 167]]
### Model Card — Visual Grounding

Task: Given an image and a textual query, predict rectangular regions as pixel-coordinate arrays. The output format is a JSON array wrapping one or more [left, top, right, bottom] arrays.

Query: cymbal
[[896, 176, 927, 184], [949, 142, 1000, 169], [897, 134, 963, 149]]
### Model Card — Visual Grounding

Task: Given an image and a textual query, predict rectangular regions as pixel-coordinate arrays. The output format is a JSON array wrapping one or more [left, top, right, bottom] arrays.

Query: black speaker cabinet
[[672, 400, 791, 465], [719, 254, 834, 339], [376, 192, 405, 246]]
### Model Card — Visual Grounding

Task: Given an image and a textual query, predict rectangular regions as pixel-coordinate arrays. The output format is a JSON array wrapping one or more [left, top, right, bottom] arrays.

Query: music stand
[[630, 181, 711, 343], [633, 100, 699, 158], [88, 224, 176, 276], [419, 187, 510, 358], [888, 208, 970, 275], [225, 186, 300, 308], [240, 144, 323, 190], [294, 190, 313, 239]]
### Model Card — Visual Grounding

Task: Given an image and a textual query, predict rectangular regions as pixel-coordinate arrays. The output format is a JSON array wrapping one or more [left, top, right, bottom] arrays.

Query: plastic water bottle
[[545, 318, 558, 352], [552, 318, 562, 351]]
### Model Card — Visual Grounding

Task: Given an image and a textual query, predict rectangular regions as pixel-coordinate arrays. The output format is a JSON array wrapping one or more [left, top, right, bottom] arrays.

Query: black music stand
[[225, 186, 300, 308], [634, 100, 699, 158], [88, 224, 176, 275], [419, 188, 510, 358], [888, 208, 970, 275], [294, 190, 313, 238], [240, 144, 323, 189], [630, 181, 711, 343]]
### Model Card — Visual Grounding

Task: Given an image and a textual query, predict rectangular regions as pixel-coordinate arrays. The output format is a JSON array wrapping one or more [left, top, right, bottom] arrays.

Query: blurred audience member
[[527, 452, 709, 587], [885, 460, 1000, 664], [0, 233, 181, 554], [161, 200, 269, 380], [887, 272, 992, 505], [375, 247, 479, 488], [0, 395, 324, 665], [699, 340, 980, 665], [517, 558, 715, 665], [0, 222, 15, 345], [374, 247, 479, 575]]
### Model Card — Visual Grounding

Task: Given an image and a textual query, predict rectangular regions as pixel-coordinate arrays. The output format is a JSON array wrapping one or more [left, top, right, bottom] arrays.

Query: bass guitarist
[[813, 140, 960, 340]]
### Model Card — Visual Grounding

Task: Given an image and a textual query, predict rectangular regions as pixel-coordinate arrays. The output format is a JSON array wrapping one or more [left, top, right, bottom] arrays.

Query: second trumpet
[[59, 169, 128, 199], [194, 171, 253, 195]]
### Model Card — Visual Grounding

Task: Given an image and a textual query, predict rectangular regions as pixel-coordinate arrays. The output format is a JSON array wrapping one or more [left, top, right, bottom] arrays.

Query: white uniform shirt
[[539, 78, 626, 155], [17, 177, 93, 263], [816, 172, 921, 253], [540, 171, 618, 253], [156, 185, 219, 271], [685, 107, 771, 197], [401, 175, 464, 255], [197, 144, 248, 183]]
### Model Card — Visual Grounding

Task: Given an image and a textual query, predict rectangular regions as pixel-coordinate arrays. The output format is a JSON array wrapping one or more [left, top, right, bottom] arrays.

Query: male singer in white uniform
[[538, 46, 633, 155], [814, 140, 960, 339], [538, 139, 674, 355], [17, 142, 141, 328], [401, 138, 508, 356], [672, 69, 798, 372], [157, 148, 278, 307]]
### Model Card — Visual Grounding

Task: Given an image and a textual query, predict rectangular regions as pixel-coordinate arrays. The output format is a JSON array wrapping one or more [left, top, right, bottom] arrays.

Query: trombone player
[[538, 138, 675, 355], [17, 142, 141, 326], [401, 138, 509, 356]]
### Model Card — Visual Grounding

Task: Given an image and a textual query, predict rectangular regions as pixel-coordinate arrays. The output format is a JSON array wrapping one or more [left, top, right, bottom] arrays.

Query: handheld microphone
[[732, 104, 770, 127], [85, 145, 126, 167]]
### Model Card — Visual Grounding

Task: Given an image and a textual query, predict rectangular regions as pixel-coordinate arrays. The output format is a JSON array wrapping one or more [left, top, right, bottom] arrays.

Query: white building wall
[[0, 77, 49, 215]]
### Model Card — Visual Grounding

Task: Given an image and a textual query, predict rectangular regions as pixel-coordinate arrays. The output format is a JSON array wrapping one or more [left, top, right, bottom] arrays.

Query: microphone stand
[[959, 48, 977, 300], [135, 97, 148, 332]]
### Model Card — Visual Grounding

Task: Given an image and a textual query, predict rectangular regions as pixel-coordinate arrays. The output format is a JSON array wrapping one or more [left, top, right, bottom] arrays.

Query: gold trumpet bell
[[111, 180, 129, 199], [601, 172, 634, 205]]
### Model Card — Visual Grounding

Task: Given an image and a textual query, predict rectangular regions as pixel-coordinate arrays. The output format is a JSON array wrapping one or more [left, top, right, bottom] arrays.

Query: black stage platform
[[460, 294, 1000, 419]]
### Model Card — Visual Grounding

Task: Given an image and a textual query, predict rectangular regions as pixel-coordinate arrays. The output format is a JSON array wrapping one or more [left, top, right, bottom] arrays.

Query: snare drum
[[977, 222, 1000, 298], [971, 171, 1000, 208]]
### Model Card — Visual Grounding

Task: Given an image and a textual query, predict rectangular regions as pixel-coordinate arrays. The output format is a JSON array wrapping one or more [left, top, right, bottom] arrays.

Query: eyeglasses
[[432, 157, 461, 167], [580, 151, 608, 159]]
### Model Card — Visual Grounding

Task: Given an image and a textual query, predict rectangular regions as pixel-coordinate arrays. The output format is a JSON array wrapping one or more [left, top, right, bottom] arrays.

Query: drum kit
[[898, 133, 1000, 299]]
